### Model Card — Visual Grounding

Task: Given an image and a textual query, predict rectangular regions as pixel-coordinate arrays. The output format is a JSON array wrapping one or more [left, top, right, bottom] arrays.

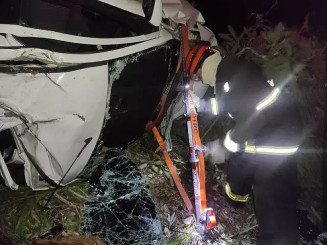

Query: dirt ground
[[127, 126, 321, 245], [127, 133, 257, 245]]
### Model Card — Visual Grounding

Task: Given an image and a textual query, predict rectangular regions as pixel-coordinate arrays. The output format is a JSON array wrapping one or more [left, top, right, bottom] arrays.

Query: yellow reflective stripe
[[224, 130, 239, 152], [244, 143, 256, 153], [210, 98, 219, 115], [256, 146, 298, 154], [256, 88, 280, 111], [225, 183, 249, 202], [224, 132, 299, 155], [245, 143, 299, 155]]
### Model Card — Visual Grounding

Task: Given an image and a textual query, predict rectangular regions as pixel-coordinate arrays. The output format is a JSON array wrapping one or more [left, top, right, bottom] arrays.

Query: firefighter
[[186, 46, 303, 244]]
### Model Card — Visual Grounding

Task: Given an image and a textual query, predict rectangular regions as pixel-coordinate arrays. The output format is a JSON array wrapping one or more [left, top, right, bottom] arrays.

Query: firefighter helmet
[[185, 45, 215, 76]]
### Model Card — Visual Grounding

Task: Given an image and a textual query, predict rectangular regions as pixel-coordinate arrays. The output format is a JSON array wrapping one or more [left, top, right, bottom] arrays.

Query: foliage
[[0, 180, 89, 244], [216, 17, 325, 109], [127, 133, 257, 244]]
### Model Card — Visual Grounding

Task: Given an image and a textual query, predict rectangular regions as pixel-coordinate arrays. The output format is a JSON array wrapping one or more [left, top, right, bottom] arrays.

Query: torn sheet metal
[[0, 108, 23, 131], [0, 24, 161, 45], [0, 34, 23, 47], [162, 0, 205, 27], [0, 152, 18, 190], [98, 0, 162, 26], [0, 0, 218, 190], [98, 0, 145, 17], [149, 0, 164, 27], [0, 65, 108, 189], [0, 29, 172, 65], [197, 23, 218, 46]]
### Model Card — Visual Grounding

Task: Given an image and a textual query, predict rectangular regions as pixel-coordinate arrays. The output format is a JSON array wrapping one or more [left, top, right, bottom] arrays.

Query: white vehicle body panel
[[0, 24, 161, 45], [162, 0, 205, 27], [0, 0, 216, 189], [99, 0, 162, 26], [0, 65, 108, 189], [0, 29, 172, 64], [99, 0, 146, 18]]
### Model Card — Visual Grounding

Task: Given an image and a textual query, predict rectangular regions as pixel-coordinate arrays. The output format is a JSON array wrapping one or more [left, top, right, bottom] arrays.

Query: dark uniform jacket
[[215, 57, 303, 245], [215, 57, 302, 150]]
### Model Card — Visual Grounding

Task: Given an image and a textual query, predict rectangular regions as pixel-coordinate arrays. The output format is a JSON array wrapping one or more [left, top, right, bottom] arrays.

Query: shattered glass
[[81, 148, 165, 245]]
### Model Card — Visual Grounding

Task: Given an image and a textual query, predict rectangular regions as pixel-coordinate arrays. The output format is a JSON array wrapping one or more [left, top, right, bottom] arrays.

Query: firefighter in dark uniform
[[187, 46, 303, 245]]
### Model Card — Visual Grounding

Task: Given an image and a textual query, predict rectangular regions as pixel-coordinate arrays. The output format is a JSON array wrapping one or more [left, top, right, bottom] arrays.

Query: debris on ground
[[32, 232, 104, 245], [0, 180, 89, 244], [127, 133, 257, 244], [81, 148, 165, 245]]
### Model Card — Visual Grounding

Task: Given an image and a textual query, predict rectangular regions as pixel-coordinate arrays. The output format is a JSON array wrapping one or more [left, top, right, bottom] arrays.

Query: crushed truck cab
[[0, 0, 216, 190]]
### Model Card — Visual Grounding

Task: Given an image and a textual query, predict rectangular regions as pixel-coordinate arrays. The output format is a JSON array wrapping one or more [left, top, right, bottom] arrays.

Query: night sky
[[192, 0, 327, 40]]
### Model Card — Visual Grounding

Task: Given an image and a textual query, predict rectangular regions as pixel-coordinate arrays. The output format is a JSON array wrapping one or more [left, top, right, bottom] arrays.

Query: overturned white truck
[[0, 0, 216, 190]]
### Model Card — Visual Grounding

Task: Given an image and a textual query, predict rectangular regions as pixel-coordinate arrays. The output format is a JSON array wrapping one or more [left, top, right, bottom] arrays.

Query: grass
[[0, 180, 89, 244]]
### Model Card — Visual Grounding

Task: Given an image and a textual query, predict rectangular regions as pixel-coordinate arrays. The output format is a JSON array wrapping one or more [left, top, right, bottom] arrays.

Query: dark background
[[191, 0, 327, 40]]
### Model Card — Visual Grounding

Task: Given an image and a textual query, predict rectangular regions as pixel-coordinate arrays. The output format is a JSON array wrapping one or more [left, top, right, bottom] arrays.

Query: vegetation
[[0, 180, 88, 244]]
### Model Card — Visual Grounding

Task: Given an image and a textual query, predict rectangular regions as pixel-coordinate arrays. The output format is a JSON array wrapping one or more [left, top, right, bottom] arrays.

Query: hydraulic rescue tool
[[184, 81, 216, 234], [181, 23, 216, 233], [150, 24, 216, 235]]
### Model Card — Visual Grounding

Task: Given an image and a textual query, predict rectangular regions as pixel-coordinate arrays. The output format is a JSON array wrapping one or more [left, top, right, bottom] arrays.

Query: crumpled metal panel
[[0, 30, 172, 64], [0, 65, 109, 189], [162, 0, 205, 27], [162, 0, 217, 44], [0, 0, 217, 190], [0, 108, 22, 131], [98, 0, 162, 27], [0, 24, 161, 45]]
